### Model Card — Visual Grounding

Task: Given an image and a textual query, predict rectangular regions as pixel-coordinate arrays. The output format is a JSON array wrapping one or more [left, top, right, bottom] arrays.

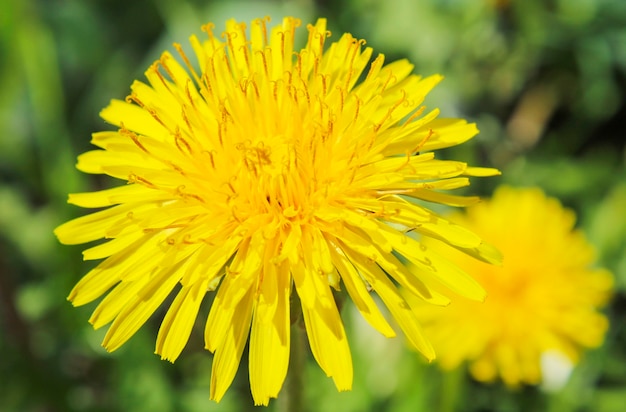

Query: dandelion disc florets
[[55, 16, 501, 405]]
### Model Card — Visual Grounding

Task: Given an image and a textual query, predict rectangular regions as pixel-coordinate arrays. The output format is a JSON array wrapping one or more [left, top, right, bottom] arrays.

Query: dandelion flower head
[[412, 186, 613, 387], [55, 17, 501, 404]]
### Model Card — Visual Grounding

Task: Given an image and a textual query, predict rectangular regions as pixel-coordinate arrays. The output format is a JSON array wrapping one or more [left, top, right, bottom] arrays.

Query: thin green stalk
[[440, 366, 464, 412], [277, 322, 306, 412]]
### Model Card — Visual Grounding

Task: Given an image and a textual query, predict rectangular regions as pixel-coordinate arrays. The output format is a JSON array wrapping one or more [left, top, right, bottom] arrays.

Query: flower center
[[237, 138, 294, 177]]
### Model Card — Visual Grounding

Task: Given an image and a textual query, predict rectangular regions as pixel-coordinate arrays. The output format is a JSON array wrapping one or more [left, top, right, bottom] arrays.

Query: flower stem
[[440, 366, 464, 412], [278, 323, 306, 412]]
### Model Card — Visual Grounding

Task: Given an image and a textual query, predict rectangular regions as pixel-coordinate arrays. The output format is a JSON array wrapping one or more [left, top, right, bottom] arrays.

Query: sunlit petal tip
[[480, 242, 504, 266], [464, 167, 502, 177]]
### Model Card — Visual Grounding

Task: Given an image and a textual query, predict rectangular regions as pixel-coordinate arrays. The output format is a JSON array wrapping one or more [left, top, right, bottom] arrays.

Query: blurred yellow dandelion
[[55, 16, 501, 404], [412, 186, 613, 387]]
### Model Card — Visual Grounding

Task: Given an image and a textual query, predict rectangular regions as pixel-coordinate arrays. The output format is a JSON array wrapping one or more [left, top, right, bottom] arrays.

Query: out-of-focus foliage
[[0, 0, 624, 411]]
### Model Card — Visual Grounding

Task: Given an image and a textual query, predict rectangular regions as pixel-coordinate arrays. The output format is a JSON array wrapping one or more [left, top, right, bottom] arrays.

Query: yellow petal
[[204, 275, 235, 353], [100, 99, 166, 138], [404, 190, 480, 207], [68, 253, 130, 307], [463, 167, 502, 177], [377, 108, 440, 155], [81, 230, 146, 261], [68, 184, 170, 208], [454, 241, 503, 266], [317, 206, 392, 253], [296, 227, 337, 314], [180, 233, 242, 287], [328, 241, 395, 337], [311, 226, 335, 274], [90, 242, 197, 330], [210, 287, 255, 402], [205, 239, 260, 351], [275, 222, 301, 265], [378, 224, 487, 301], [90, 131, 123, 149], [335, 229, 451, 305], [249, 262, 290, 405], [356, 152, 435, 178], [301, 302, 353, 391], [155, 276, 209, 362], [89, 280, 146, 329], [419, 119, 479, 152], [290, 258, 316, 309], [343, 248, 435, 361], [101, 261, 185, 352], [386, 199, 483, 248], [54, 203, 135, 245], [75, 150, 153, 177]]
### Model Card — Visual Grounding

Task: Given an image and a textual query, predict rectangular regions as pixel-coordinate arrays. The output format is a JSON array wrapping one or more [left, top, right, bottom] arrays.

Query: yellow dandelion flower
[[55, 17, 500, 404], [411, 186, 613, 387]]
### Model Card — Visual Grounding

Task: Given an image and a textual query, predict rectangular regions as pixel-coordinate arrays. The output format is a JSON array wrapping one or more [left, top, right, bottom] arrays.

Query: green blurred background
[[1, 0, 625, 411]]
